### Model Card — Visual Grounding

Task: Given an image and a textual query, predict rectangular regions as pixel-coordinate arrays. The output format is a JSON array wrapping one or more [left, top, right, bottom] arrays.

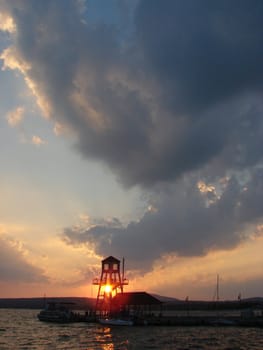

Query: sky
[[0, 0, 263, 301]]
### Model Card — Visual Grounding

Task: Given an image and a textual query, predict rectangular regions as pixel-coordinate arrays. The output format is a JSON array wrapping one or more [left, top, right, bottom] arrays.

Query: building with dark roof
[[114, 292, 162, 306], [112, 292, 162, 316]]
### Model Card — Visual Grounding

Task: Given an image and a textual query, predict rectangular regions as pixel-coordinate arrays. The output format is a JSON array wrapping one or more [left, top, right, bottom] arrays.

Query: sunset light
[[104, 285, 112, 294], [0, 0, 263, 303], [1, 1, 263, 348]]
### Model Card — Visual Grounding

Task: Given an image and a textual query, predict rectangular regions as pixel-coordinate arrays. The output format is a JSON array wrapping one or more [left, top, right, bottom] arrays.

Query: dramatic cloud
[[135, 0, 263, 114], [1, 0, 263, 271], [1, 0, 263, 187], [0, 235, 48, 282], [63, 169, 263, 270]]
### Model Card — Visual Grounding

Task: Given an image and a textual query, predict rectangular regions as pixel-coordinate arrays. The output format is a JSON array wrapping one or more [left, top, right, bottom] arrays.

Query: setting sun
[[104, 285, 112, 294]]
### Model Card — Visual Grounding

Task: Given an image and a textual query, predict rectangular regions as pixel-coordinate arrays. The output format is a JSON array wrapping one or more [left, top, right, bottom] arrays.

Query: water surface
[[0, 309, 262, 349]]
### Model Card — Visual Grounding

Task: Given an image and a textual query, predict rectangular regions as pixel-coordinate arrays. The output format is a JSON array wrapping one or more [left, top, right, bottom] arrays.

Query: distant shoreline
[[0, 296, 262, 310], [0, 297, 94, 310]]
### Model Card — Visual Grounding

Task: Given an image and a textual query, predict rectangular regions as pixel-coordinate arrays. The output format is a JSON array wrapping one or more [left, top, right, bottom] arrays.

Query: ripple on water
[[1, 310, 263, 350]]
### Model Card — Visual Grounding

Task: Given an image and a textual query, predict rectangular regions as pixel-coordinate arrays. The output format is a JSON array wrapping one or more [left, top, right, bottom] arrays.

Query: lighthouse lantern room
[[92, 256, 128, 314]]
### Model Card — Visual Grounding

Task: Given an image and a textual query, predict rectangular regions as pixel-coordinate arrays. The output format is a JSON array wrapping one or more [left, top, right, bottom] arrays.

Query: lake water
[[0, 309, 262, 349]]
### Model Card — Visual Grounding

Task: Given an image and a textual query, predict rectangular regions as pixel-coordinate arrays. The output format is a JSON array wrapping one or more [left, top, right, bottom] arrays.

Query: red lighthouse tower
[[92, 256, 128, 315]]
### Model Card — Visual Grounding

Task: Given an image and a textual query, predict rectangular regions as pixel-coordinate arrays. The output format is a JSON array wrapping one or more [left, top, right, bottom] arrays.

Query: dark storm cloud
[[62, 169, 263, 269], [0, 236, 48, 282], [2, 0, 263, 267], [2, 0, 263, 186], [135, 0, 263, 114]]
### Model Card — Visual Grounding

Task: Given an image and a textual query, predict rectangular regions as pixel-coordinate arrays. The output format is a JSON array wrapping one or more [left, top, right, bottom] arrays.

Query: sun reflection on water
[[95, 326, 115, 350]]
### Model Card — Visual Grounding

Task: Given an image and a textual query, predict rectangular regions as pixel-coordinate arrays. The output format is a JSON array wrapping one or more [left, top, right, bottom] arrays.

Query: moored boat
[[99, 318, 133, 326], [37, 302, 76, 323]]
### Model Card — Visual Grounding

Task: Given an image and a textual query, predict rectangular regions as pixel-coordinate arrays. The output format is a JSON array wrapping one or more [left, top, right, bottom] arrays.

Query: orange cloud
[[0, 12, 16, 32], [6, 106, 25, 127], [31, 135, 46, 146]]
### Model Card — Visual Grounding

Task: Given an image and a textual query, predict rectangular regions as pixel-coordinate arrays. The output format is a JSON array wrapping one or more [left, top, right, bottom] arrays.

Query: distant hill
[[243, 297, 263, 302], [152, 294, 263, 304], [0, 297, 95, 310], [0, 295, 262, 310]]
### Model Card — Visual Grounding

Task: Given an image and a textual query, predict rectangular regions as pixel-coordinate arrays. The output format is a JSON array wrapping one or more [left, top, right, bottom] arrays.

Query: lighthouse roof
[[102, 256, 120, 263]]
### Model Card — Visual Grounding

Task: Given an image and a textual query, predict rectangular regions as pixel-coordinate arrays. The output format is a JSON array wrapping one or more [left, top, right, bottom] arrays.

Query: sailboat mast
[[122, 257, 125, 282], [216, 274, 219, 302]]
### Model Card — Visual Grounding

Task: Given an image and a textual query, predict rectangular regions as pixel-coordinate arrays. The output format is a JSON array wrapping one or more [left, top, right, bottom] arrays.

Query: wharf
[[36, 311, 263, 327], [135, 315, 263, 327]]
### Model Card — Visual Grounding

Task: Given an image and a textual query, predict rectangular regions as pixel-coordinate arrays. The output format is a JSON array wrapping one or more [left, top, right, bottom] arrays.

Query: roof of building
[[113, 292, 162, 306]]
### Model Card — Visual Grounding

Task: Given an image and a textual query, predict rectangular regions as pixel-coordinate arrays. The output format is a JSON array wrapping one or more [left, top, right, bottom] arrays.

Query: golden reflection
[[94, 326, 114, 350]]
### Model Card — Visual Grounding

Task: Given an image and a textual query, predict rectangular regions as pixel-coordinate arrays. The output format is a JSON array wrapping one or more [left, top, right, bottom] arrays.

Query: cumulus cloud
[[0, 0, 263, 187], [62, 169, 263, 270], [1, 0, 263, 269], [0, 235, 48, 282], [31, 135, 45, 146], [6, 106, 24, 127], [135, 0, 263, 113], [4, 106, 46, 145], [0, 12, 15, 32]]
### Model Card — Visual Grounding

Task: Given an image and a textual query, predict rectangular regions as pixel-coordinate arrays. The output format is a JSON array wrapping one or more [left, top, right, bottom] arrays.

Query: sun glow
[[104, 284, 112, 294]]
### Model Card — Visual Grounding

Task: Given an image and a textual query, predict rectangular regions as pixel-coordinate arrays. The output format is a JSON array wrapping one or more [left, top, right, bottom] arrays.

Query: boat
[[37, 302, 76, 323], [209, 318, 237, 326], [99, 318, 133, 326]]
